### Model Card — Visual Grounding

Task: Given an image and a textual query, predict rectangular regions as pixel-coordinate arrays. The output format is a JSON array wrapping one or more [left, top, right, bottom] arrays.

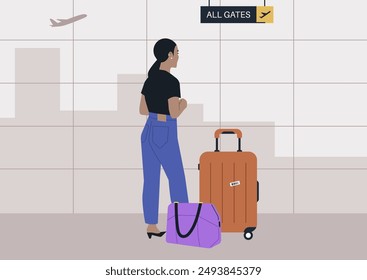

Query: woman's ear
[[168, 51, 173, 59]]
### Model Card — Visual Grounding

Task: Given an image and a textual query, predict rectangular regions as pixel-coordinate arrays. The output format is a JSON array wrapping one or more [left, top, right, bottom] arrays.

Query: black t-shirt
[[141, 70, 181, 115]]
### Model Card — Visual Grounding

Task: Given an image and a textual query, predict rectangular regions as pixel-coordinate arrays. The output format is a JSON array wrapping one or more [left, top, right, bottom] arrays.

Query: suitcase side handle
[[214, 128, 243, 152]]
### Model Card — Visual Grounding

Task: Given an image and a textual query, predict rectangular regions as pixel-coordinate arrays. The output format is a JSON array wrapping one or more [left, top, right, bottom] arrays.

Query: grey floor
[[1, 214, 366, 260]]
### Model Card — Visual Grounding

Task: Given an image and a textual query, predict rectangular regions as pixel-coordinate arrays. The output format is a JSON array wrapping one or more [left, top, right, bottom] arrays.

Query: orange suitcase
[[198, 128, 259, 240]]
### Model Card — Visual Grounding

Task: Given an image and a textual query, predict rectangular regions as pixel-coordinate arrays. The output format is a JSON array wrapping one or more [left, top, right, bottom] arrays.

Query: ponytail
[[148, 60, 160, 77]]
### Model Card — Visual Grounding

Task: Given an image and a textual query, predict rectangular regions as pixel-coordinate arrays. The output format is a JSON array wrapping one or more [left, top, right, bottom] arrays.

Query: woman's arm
[[139, 94, 149, 115], [168, 97, 187, 118]]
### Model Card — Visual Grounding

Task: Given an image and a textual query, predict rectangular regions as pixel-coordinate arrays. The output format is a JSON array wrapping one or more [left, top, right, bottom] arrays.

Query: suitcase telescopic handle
[[214, 129, 243, 152]]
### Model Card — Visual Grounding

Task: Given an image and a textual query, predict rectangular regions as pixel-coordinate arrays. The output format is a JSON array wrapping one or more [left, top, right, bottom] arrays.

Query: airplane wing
[[50, 19, 58, 26]]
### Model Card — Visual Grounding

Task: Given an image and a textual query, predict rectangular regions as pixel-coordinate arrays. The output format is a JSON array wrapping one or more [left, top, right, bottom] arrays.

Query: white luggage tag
[[229, 181, 240, 187]]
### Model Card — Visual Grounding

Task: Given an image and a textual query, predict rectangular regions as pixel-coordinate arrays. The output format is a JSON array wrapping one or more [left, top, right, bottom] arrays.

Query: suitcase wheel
[[244, 232, 253, 240], [243, 227, 256, 240]]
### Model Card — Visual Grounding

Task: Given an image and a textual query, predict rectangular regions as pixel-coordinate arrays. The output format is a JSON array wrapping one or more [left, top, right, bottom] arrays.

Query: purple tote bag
[[166, 202, 221, 248]]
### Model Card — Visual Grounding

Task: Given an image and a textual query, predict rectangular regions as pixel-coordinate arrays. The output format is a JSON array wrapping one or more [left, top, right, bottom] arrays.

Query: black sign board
[[201, 6, 257, 23]]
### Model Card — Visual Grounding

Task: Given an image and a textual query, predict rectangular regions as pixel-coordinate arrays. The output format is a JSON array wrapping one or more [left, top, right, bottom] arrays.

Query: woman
[[139, 38, 189, 239]]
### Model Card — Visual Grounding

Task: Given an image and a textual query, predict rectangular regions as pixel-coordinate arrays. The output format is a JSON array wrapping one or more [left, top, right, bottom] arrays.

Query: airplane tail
[[50, 19, 58, 26]]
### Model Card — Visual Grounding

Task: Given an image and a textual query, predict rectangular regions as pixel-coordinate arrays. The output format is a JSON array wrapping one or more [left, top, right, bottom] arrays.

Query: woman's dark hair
[[148, 38, 177, 77]]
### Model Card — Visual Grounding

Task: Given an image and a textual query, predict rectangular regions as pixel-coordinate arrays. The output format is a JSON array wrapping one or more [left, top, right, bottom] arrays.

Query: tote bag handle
[[174, 203, 202, 239]]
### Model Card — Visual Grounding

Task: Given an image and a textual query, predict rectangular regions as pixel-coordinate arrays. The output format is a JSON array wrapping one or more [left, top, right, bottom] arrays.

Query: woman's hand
[[179, 98, 187, 110], [168, 97, 187, 118]]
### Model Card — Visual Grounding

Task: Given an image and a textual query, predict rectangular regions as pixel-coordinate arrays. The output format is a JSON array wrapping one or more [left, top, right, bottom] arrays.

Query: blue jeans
[[141, 113, 189, 224]]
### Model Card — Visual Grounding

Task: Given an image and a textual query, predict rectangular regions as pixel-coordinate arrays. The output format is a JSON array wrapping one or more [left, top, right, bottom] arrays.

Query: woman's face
[[171, 46, 179, 68]]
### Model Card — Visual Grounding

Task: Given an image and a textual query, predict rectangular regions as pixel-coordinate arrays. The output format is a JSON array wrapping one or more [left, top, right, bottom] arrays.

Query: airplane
[[50, 14, 87, 27], [259, 11, 271, 18]]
